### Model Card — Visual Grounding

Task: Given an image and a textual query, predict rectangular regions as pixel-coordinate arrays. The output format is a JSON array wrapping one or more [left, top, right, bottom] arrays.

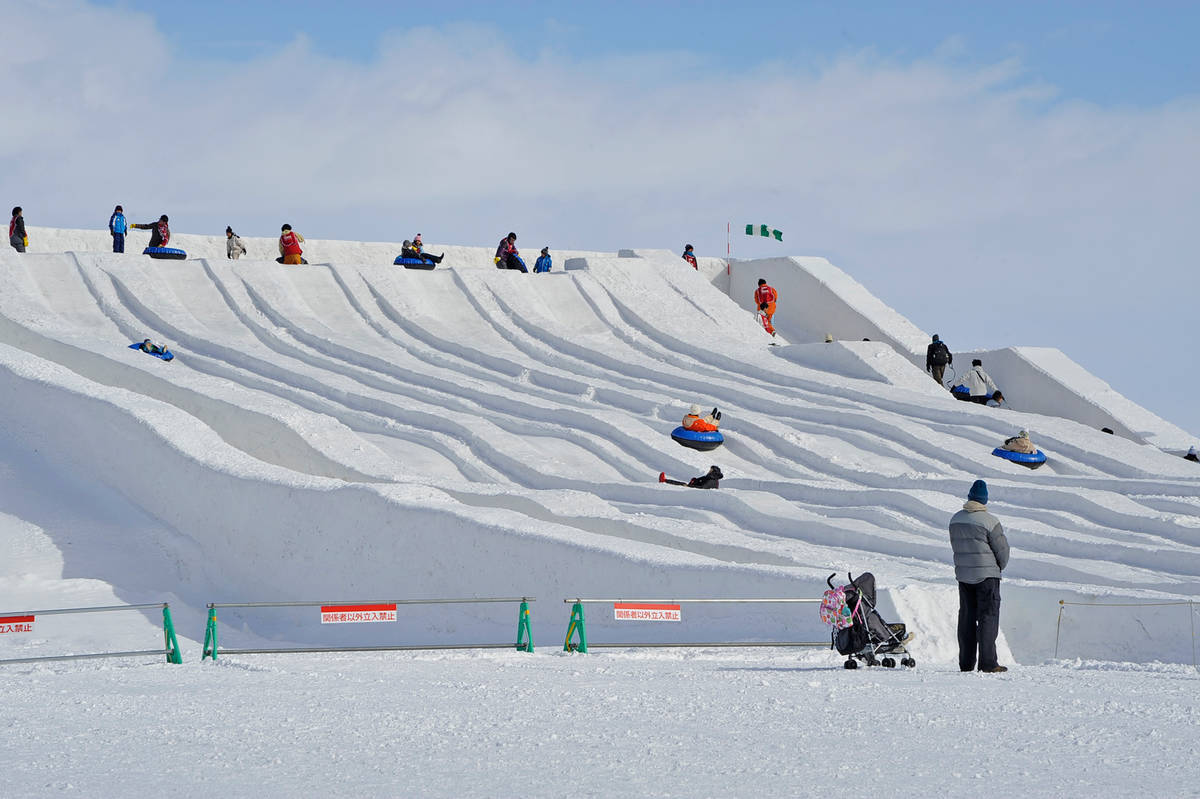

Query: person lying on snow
[[682, 403, 720, 432], [139, 339, 169, 355], [687, 465, 723, 489], [1002, 430, 1037, 454]]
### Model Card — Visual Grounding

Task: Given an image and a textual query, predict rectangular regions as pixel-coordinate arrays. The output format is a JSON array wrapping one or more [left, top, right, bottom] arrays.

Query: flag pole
[[726, 221, 731, 276]]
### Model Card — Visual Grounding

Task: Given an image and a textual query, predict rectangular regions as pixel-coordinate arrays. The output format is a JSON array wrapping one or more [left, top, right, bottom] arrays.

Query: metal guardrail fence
[[202, 597, 534, 659], [0, 602, 183, 665], [562, 597, 825, 652], [1054, 599, 1197, 668]]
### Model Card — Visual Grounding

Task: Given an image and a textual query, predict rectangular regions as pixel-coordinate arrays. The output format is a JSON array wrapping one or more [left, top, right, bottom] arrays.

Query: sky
[[3, 0, 1199, 436]]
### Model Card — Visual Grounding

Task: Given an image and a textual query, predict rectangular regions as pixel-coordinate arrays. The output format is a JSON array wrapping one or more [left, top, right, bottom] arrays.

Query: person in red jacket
[[754, 278, 778, 330], [131, 215, 170, 248], [682, 244, 698, 269], [279, 224, 305, 265]]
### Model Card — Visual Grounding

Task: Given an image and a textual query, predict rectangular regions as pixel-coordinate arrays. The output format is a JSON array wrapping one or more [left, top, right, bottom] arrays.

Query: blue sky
[[8, 1, 1200, 438], [104, 0, 1199, 105]]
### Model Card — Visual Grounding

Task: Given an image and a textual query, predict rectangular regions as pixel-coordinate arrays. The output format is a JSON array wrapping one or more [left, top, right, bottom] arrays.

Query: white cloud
[[4, 1, 1199, 434]]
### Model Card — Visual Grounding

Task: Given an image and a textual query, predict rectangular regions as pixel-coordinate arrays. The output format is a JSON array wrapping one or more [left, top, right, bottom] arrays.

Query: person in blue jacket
[[533, 247, 552, 273], [108, 205, 127, 253]]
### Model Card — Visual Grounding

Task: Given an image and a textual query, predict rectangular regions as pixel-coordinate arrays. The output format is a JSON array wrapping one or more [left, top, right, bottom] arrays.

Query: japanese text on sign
[[320, 604, 398, 624], [0, 615, 35, 634], [614, 603, 681, 622]]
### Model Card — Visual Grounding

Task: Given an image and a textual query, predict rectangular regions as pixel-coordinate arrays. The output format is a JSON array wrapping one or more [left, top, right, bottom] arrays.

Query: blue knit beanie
[[968, 479, 988, 504]]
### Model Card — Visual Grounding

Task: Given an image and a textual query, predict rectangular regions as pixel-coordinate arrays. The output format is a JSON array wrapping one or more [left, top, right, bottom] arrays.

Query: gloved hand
[[23, 237, 29, 247]]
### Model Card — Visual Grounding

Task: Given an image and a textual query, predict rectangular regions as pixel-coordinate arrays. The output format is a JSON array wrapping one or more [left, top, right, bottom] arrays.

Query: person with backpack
[[494, 232, 526, 272], [131, 215, 171, 248], [226, 227, 247, 260], [682, 244, 698, 269], [534, 247, 552, 273], [949, 479, 1010, 673], [108, 205, 127, 253], [9, 207, 27, 252], [926, 334, 952, 385], [958, 359, 1000, 404], [278, 224, 305, 265]]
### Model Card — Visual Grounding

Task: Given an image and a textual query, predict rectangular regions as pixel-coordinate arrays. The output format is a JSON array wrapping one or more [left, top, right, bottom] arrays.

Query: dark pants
[[112, 233, 125, 253], [930, 364, 946, 385], [502, 253, 528, 273], [958, 577, 1001, 671], [10, 236, 24, 253]]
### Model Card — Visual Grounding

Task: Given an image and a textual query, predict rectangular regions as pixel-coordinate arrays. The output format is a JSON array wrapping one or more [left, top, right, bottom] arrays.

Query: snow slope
[[1, 227, 1198, 668], [2, 228, 1199, 796]]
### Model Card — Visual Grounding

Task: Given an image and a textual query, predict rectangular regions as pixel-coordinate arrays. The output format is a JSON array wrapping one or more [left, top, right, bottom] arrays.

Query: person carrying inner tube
[[1001, 430, 1037, 454], [279, 224, 305, 265], [131, 214, 170, 248], [682, 403, 720, 432]]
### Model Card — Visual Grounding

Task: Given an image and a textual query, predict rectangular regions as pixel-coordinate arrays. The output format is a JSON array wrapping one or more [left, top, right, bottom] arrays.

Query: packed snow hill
[[3, 226, 1200, 796], [2, 225, 1198, 668]]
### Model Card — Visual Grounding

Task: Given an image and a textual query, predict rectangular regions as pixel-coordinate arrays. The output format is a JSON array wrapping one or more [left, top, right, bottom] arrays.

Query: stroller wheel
[[844, 659, 858, 670], [881, 657, 896, 668], [901, 657, 916, 668]]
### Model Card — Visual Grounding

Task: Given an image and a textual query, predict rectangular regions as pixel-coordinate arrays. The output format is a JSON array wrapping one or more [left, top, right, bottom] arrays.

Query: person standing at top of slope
[[926, 334, 952, 386], [534, 247, 552, 273], [131, 214, 171, 248], [278, 224, 305, 265], [754, 278, 778, 329], [9, 206, 27, 252], [495, 232, 527, 272], [682, 244, 698, 269], [949, 479, 1010, 673], [958, 359, 1000, 404], [109, 205, 127, 253], [226, 227, 247, 260], [411, 233, 443, 265]]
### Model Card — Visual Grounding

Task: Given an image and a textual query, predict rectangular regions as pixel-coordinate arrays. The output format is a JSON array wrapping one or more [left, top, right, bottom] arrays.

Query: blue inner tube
[[143, 247, 186, 260], [671, 426, 724, 451], [991, 447, 1046, 468], [393, 256, 436, 269]]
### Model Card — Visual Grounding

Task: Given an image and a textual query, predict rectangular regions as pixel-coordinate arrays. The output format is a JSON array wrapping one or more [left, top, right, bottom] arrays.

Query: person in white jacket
[[226, 227, 247, 260], [959, 359, 999, 404]]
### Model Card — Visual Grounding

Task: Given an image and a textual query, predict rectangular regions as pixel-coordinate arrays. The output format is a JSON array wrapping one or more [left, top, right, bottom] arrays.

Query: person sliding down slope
[[411, 234, 443, 265], [658, 465, 723, 489], [682, 404, 720, 433], [1001, 430, 1036, 454]]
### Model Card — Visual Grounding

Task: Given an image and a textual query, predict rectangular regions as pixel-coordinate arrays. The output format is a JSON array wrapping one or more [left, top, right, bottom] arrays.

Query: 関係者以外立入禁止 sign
[[320, 604, 398, 624], [0, 615, 35, 634], [614, 603, 681, 622]]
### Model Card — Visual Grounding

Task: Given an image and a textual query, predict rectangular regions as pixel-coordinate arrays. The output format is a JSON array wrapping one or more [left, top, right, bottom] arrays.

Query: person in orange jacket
[[682, 403, 720, 432], [279, 223, 305, 265], [754, 278, 778, 329]]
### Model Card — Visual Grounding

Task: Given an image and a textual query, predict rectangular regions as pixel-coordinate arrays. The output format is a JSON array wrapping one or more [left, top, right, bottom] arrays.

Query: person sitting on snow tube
[[1001, 430, 1037, 454], [687, 465, 723, 489], [139, 339, 169, 356], [682, 403, 720, 432]]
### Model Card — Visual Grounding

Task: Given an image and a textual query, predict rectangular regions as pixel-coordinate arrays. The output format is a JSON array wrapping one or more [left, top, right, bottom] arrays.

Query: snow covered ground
[[1, 228, 1198, 796]]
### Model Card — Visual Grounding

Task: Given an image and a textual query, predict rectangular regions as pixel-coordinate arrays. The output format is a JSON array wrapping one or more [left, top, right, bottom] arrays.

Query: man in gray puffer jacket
[[948, 479, 1010, 672]]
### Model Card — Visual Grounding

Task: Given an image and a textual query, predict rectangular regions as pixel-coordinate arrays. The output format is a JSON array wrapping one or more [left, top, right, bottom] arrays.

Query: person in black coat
[[926, 333, 952, 386], [687, 465, 723, 489]]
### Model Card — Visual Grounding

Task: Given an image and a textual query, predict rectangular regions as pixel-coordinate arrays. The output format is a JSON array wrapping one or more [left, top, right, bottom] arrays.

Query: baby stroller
[[824, 572, 915, 669]]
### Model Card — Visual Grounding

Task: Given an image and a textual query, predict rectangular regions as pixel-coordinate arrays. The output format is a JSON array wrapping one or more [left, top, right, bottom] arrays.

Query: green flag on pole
[[745, 224, 783, 241]]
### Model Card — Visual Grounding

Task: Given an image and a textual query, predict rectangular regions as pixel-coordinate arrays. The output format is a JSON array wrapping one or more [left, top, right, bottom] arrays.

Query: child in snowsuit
[[411, 234, 443, 265], [757, 302, 776, 337], [109, 206, 127, 253], [131, 215, 171, 248], [279, 224, 305, 265], [9, 207, 27, 252], [226, 227, 247, 259], [534, 247, 552, 273], [682, 244, 698, 269], [682, 403, 721, 433]]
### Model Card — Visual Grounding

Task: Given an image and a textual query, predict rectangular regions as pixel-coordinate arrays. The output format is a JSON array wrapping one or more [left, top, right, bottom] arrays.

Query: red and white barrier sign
[[0, 615, 35, 634], [614, 603, 681, 622], [320, 604, 397, 624]]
